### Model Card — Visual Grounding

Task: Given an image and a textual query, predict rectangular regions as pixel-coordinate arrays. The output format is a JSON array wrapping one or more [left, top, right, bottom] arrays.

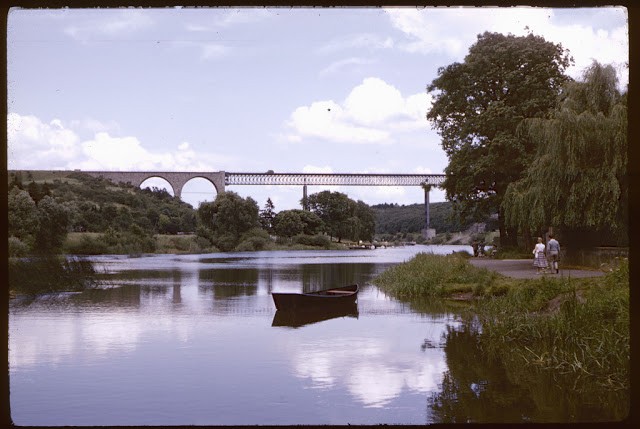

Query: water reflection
[[271, 302, 359, 328], [19, 247, 586, 425], [429, 323, 629, 423], [289, 330, 449, 409]]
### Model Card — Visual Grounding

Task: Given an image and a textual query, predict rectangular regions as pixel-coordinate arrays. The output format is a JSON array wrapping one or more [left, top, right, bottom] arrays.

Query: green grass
[[372, 252, 504, 299]]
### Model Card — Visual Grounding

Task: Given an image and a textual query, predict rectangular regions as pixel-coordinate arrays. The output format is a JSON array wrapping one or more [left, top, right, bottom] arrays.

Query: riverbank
[[372, 253, 629, 402]]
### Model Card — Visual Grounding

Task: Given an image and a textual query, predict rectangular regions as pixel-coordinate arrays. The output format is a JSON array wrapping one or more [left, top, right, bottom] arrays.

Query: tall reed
[[372, 252, 502, 299]]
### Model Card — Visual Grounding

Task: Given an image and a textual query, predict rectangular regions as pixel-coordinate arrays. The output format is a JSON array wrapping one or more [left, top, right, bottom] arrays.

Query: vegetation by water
[[9, 256, 99, 297], [372, 252, 508, 299], [373, 252, 629, 419], [8, 171, 377, 256]]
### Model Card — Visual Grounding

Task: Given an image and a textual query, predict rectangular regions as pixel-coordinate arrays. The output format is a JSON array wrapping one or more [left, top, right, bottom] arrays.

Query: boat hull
[[271, 284, 358, 311]]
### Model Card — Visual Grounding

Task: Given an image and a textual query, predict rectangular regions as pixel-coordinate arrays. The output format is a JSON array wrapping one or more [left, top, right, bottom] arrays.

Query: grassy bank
[[372, 252, 509, 299], [372, 253, 629, 393]]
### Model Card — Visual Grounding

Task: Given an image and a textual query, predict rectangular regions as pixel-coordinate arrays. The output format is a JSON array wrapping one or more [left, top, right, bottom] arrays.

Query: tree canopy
[[197, 191, 260, 251], [427, 31, 573, 245], [306, 190, 376, 242], [502, 61, 627, 247]]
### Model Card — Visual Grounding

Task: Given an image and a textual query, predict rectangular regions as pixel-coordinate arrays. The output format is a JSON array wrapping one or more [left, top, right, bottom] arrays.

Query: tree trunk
[[498, 211, 518, 247]]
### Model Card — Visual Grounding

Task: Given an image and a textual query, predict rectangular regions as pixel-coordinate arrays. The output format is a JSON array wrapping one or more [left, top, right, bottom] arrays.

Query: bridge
[[11, 170, 446, 234]]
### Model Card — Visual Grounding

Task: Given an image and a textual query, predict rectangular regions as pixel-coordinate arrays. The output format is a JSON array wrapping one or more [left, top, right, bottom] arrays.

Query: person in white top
[[532, 237, 548, 274]]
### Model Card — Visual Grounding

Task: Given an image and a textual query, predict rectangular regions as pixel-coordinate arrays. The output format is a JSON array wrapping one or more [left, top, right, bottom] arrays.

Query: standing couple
[[533, 234, 561, 274]]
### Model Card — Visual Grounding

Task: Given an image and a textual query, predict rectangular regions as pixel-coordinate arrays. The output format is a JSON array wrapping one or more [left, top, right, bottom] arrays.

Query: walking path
[[468, 258, 605, 279]]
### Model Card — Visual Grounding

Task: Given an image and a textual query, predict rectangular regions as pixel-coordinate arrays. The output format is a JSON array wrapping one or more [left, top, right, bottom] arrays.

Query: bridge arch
[[181, 176, 220, 208], [140, 176, 176, 197]]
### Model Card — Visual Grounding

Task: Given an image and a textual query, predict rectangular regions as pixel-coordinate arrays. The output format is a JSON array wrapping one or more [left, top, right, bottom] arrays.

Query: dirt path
[[468, 258, 605, 279]]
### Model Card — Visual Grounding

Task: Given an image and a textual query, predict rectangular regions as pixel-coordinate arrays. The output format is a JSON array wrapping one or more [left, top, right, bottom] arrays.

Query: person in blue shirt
[[547, 234, 561, 274]]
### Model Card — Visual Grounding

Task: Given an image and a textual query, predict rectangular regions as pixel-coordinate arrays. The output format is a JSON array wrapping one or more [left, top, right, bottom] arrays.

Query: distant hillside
[[8, 170, 197, 235], [372, 201, 491, 235]]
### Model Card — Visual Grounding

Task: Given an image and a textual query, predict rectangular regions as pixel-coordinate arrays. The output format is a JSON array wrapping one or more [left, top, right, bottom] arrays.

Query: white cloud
[[385, 6, 628, 89], [284, 77, 431, 145], [285, 99, 390, 144], [7, 112, 231, 173], [7, 113, 79, 169]]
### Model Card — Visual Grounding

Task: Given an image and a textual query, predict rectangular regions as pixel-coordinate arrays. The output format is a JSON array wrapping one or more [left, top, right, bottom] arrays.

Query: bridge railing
[[225, 173, 445, 187]]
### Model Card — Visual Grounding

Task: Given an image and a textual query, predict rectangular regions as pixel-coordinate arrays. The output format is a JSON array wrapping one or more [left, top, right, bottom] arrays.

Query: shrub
[[65, 234, 109, 255], [292, 234, 331, 248], [8, 236, 30, 257]]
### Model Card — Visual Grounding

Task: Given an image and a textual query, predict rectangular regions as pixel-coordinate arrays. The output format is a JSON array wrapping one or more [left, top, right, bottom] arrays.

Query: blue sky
[[7, 7, 629, 210]]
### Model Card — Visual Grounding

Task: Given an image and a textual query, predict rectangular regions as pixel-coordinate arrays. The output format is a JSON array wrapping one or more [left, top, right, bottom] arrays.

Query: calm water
[[9, 246, 625, 425]]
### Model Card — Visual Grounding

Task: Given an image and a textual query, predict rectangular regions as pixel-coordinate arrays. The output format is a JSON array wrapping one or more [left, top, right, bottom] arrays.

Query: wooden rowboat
[[271, 284, 359, 311]]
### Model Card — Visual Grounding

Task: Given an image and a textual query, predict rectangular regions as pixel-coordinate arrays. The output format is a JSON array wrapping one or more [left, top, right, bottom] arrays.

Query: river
[[8, 245, 624, 425]]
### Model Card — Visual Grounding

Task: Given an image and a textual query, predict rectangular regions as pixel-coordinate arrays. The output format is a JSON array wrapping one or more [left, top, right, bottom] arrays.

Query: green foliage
[[235, 228, 274, 252], [8, 236, 30, 257], [8, 172, 198, 255], [306, 191, 375, 242], [197, 191, 260, 251], [427, 32, 573, 245], [34, 195, 70, 254], [8, 186, 40, 249], [503, 61, 627, 247], [292, 234, 332, 249], [273, 210, 305, 237], [259, 198, 276, 233], [372, 201, 488, 235]]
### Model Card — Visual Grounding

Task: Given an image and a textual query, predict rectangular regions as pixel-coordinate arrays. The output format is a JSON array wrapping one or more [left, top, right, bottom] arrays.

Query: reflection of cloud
[[294, 350, 336, 388], [348, 363, 404, 407], [291, 335, 447, 408], [10, 310, 193, 370], [348, 359, 447, 408]]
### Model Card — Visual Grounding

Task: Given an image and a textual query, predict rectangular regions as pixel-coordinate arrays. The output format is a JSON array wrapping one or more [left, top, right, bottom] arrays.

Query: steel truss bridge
[[225, 172, 445, 187]]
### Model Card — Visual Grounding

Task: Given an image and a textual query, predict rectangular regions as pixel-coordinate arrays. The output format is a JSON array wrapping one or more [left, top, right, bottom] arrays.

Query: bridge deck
[[225, 172, 445, 186]]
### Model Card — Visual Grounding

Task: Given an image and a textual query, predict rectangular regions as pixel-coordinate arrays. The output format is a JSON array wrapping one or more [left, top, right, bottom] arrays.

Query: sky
[[6, 6, 629, 210]]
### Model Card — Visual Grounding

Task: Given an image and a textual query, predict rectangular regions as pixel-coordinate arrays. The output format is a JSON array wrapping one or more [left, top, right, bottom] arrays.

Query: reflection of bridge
[[14, 170, 446, 233]]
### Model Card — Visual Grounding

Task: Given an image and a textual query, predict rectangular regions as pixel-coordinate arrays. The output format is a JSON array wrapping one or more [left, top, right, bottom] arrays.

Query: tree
[[197, 191, 259, 251], [34, 195, 70, 253], [426, 31, 573, 246], [8, 186, 40, 250], [273, 210, 305, 238], [306, 191, 375, 242], [259, 198, 276, 233], [273, 209, 324, 238], [502, 61, 627, 248]]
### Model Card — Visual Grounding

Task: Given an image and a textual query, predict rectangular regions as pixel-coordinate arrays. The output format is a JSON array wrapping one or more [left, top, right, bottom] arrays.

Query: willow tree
[[502, 61, 628, 247], [427, 31, 573, 246]]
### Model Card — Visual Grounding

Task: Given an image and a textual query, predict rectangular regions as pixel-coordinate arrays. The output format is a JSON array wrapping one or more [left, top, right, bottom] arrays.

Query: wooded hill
[[372, 202, 497, 235]]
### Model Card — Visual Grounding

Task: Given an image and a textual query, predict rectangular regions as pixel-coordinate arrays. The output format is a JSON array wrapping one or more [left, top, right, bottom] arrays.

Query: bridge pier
[[422, 185, 436, 239]]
